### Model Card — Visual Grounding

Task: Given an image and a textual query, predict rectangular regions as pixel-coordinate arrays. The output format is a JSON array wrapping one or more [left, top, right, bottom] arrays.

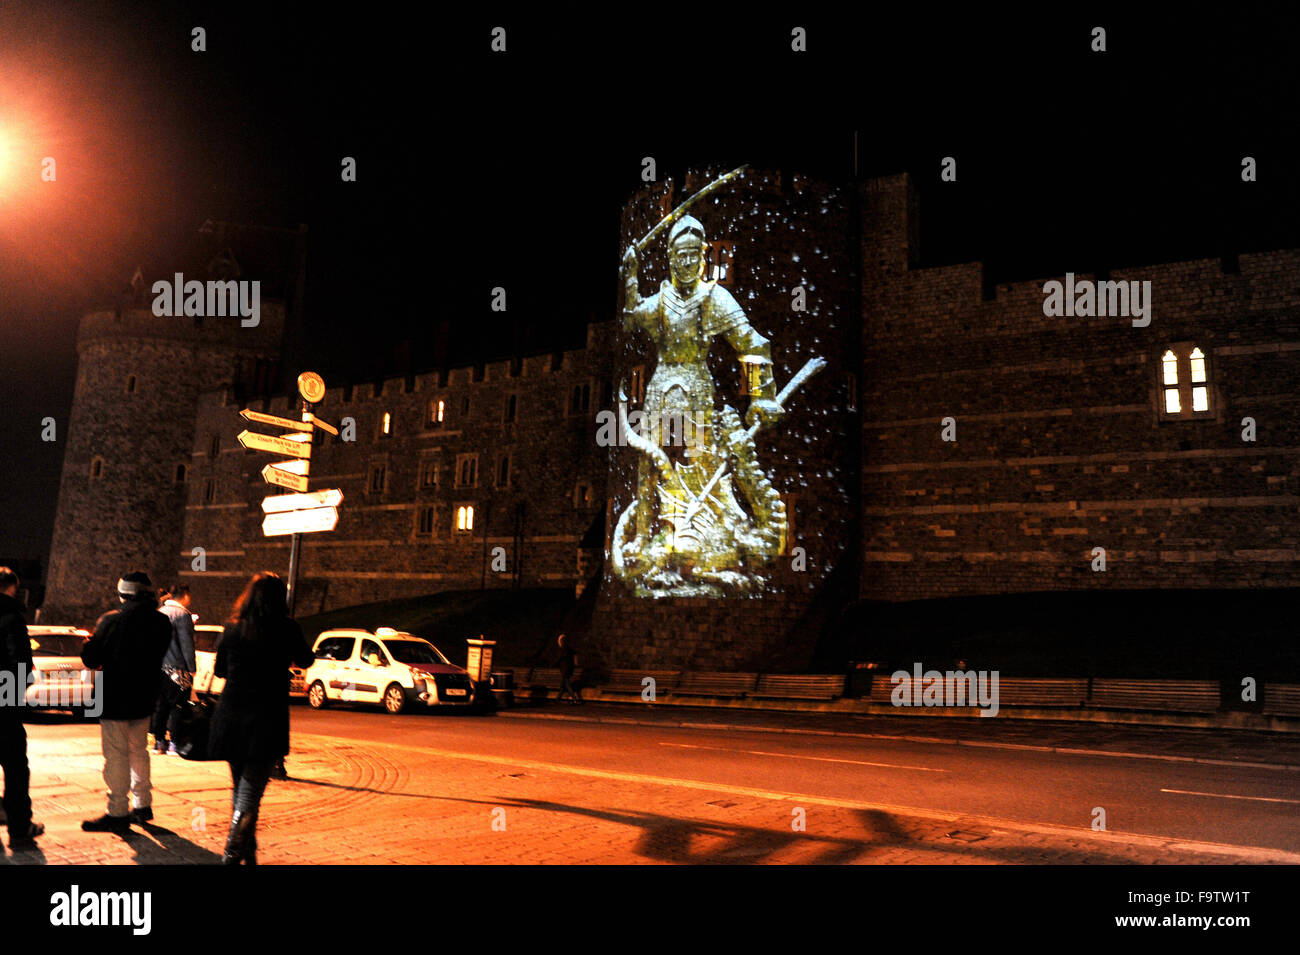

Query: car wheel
[[308, 681, 328, 709], [383, 684, 406, 714]]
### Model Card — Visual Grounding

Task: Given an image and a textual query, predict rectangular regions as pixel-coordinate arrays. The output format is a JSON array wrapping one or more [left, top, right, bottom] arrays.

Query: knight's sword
[[627, 165, 750, 258], [682, 357, 827, 524]]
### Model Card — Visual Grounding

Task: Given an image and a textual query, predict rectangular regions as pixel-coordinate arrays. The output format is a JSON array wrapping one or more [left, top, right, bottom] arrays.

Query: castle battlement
[[79, 304, 286, 352]]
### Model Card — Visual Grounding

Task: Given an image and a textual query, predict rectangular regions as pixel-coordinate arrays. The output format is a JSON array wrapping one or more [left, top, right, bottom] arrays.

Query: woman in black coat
[[208, 572, 314, 864]]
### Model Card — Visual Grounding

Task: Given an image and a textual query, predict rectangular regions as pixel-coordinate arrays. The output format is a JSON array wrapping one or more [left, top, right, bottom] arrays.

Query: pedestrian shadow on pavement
[[2, 824, 221, 866], [454, 796, 1208, 865], [108, 823, 223, 865]]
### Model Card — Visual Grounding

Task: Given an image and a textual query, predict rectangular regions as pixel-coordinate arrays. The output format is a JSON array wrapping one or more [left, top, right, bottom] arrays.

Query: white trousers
[[100, 717, 151, 816]]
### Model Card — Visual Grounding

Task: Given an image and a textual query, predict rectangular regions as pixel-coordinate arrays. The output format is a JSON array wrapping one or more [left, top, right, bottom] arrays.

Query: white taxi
[[26, 626, 98, 718], [303, 628, 475, 714]]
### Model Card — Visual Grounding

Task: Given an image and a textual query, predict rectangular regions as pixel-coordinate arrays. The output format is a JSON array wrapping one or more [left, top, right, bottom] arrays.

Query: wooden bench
[[598, 669, 682, 698], [673, 672, 759, 698], [866, 672, 1084, 708], [752, 674, 846, 701], [1263, 684, 1300, 718], [1089, 679, 1221, 713]]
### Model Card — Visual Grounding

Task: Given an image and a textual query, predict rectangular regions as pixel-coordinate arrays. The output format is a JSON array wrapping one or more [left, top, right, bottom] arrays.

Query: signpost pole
[[286, 393, 313, 617], [286, 531, 302, 616]]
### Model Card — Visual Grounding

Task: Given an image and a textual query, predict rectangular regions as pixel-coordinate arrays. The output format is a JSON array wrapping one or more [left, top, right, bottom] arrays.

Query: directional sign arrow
[[238, 430, 312, 458], [269, 459, 310, 476], [262, 506, 338, 537], [262, 489, 343, 513], [241, 408, 310, 431], [308, 414, 338, 436], [261, 464, 309, 492]]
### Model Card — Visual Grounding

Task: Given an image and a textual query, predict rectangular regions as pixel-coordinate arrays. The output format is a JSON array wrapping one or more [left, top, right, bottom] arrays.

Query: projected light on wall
[[609, 167, 829, 599]]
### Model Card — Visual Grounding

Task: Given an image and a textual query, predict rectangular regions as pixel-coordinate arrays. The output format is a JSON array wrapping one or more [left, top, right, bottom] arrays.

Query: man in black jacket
[[0, 567, 43, 851], [80, 572, 172, 833]]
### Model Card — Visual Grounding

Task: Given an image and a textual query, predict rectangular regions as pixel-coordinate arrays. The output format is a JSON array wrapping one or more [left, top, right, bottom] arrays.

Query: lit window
[[739, 357, 766, 397], [456, 505, 475, 532], [1160, 345, 1211, 418], [381, 412, 392, 436], [1190, 347, 1208, 412], [707, 240, 735, 285], [780, 492, 797, 555], [428, 399, 445, 428]]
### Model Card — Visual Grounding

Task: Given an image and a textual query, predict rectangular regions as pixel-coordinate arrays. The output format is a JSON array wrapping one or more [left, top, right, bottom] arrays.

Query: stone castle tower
[[42, 295, 285, 624]]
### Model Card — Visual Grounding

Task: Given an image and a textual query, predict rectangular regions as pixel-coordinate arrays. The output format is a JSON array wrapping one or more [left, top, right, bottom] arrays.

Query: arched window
[[1159, 345, 1212, 419], [90, 457, 104, 479], [456, 505, 475, 532], [174, 464, 188, 483]]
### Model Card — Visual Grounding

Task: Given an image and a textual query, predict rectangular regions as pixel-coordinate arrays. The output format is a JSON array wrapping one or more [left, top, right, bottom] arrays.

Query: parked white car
[[26, 626, 98, 718], [304, 628, 475, 713]]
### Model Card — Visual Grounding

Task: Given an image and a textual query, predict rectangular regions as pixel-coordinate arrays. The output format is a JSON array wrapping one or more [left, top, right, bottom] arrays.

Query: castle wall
[[43, 306, 284, 624], [176, 327, 612, 621], [860, 175, 1300, 601]]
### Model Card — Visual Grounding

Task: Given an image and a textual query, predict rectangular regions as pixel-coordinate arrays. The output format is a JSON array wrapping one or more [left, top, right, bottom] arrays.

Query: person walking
[[207, 572, 313, 865], [80, 572, 173, 833], [556, 633, 582, 704], [0, 567, 43, 851], [151, 584, 197, 755]]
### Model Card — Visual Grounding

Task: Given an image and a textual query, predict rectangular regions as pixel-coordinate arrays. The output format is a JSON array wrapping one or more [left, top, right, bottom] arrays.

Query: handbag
[[173, 698, 218, 761]]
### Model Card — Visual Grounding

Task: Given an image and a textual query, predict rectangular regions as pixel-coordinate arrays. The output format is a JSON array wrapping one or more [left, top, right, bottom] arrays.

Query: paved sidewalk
[[4, 725, 1298, 865]]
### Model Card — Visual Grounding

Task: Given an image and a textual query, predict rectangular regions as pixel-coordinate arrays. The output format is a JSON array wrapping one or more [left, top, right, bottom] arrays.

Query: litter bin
[[490, 670, 514, 709]]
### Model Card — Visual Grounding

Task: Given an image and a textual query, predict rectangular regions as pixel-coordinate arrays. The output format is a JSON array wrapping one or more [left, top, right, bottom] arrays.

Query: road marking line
[[1161, 788, 1300, 804], [499, 711, 1300, 772], [314, 735, 1300, 863], [659, 741, 947, 772]]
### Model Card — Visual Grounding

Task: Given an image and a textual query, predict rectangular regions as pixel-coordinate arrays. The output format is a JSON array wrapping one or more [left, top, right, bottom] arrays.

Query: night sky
[[2, 3, 1298, 565]]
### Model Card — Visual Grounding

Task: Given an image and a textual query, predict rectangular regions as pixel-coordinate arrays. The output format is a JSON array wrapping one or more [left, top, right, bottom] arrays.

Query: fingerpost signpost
[[237, 370, 342, 614]]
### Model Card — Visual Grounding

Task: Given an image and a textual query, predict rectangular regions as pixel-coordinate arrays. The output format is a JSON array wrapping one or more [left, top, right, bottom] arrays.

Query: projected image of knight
[[615, 202, 800, 597]]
